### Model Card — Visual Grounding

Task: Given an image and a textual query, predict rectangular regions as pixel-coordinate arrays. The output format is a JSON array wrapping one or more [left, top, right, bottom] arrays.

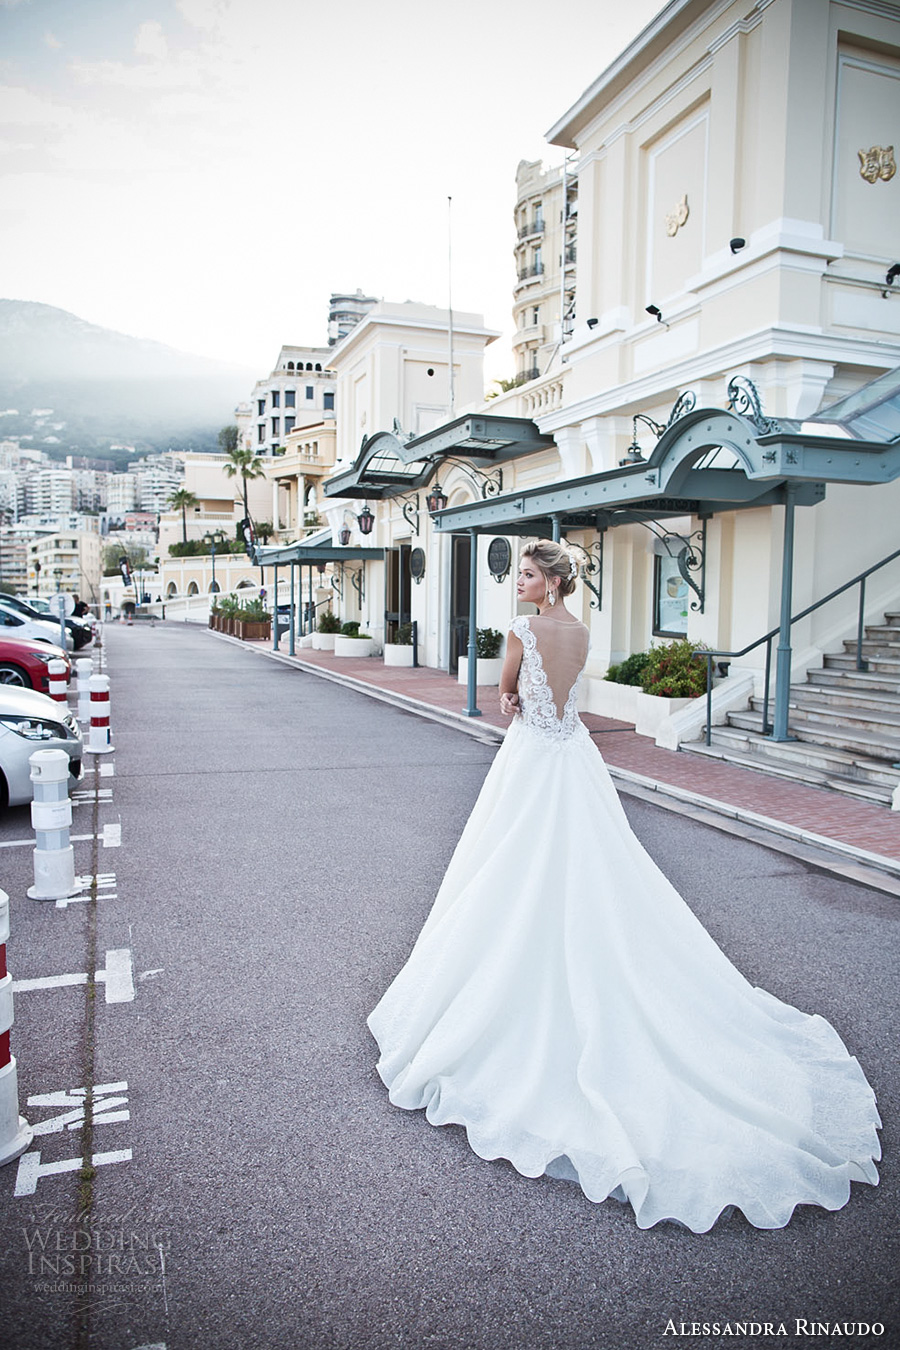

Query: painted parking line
[[28, 1081, 130, 1136], [14, 1148, 132, 1197], [13, 948, 136, 1003], [0, 832, 114, 850], [56, 873, 118, 909]]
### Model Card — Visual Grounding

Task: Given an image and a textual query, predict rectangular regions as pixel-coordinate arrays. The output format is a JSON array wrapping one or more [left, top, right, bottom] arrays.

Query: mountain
[[0, 300, 256, 460]]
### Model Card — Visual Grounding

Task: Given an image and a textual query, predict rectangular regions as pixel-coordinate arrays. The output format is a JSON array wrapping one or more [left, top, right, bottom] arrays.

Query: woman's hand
[[499, 691, 520, 717]]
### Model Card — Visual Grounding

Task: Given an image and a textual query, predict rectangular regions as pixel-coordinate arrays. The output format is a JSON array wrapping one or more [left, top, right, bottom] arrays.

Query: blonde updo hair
[[521, 539, 578, 597]]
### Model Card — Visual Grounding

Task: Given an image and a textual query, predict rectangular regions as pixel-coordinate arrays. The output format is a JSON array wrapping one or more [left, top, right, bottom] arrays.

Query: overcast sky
[[1, 0, 664, 383]]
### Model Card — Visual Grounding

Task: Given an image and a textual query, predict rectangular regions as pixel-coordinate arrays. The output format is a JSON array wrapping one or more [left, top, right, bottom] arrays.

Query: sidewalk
[[226, 633, 900, 894]]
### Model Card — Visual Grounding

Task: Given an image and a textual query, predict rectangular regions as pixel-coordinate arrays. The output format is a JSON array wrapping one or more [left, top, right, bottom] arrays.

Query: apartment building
[[512, 158, 578, 384], [240, 346, 336, 458]]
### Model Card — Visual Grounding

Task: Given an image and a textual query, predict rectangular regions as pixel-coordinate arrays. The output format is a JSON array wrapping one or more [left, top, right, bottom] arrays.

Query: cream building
[[238, 346, 336, 458], [261, 0, 900, 808], [28, 527, 102, 606]]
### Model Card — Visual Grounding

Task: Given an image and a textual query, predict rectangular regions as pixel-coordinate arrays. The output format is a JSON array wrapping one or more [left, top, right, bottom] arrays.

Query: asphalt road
[[0, 621, 897, 1350]]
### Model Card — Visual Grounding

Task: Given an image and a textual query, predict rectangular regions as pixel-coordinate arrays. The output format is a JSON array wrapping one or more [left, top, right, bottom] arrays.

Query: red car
[[0, 636, 71, 692]]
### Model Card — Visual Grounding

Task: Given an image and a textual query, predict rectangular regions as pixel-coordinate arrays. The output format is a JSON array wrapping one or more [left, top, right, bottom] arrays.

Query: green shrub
[[340, 620, 360, 637], [393, 623, 414, 645], [238, 598, 268, 621], [217, 593, 240, 618], [640, 638, 709, 698], [605, 651, 650, 686], [476, 627, 503, 659], [317, 610, 341, 634]]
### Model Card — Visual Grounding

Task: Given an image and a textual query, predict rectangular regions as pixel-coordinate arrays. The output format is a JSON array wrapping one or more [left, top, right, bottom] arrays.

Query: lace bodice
[[511, 614, 588, 743]]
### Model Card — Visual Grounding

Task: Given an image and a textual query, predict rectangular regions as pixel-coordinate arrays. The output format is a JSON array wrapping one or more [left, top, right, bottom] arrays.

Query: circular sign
[[49, 592, 75, 618], [487, 537, 511, 582], [409, 547, 426, 584]]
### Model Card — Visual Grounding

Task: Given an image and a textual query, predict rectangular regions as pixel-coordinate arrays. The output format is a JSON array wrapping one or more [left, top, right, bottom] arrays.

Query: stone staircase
[[682, 609, 900, 806]]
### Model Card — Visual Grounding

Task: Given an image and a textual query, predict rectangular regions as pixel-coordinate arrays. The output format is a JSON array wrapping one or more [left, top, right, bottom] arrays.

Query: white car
[[0, 685, 83, 807], [0, 598, 72, 650]]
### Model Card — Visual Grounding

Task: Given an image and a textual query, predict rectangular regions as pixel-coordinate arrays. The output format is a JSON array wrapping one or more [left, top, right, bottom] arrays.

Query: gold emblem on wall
[[664, 194, 690, 236], [858, 146, 896, 184]]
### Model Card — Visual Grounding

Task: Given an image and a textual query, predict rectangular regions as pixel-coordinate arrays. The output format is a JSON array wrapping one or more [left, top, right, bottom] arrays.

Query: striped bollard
[[0, 889, 33, 1166], [27, 749, 82, 902], [87, 673, 113, 755], [47, 658, 67, 704], [76, 658, 93, 723]]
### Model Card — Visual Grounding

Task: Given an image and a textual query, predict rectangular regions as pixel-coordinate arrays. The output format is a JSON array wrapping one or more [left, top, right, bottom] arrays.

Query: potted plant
[[334, 619, 376, 658], [313, 609, 341, 651], [234, 597, 272, 642], [384, 621, 415, 667], [634, 638, 709, 736], [458, 627, 505, 686], [216, 593, 240, 635]]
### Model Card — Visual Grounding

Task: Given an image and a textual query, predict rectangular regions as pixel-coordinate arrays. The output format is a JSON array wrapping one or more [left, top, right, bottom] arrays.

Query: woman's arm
[[499, 630, 523, 716]]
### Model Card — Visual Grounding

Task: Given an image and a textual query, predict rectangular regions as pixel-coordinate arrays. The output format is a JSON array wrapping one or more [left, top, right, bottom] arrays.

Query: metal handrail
[[700, 543, 900, 746]]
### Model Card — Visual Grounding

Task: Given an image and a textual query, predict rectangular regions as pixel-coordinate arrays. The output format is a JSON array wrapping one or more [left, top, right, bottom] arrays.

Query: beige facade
[[267, 422, 337, 538], [28, 529, 102, 606], [512, 158, 578, 384], [238, 346, 336, 458]]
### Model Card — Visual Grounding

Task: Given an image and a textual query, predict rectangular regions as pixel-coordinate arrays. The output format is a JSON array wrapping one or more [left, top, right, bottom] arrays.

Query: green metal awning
[[430, 405, 900, 535], [322, 430, 434, 501], [398, 412, 554, 465], [251, 532, 382, 566]]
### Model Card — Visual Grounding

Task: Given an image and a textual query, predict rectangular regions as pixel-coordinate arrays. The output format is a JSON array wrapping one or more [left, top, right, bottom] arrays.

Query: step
[[784, 684, 900, 716], [808, 668, 900, 695], [825, 652, 900, 674], [713, 720, 900, 785], [751, 696, 900, 736], [682, 740, 896, 806], [842, 637, 900, 656], [727, 708, 900, 764]]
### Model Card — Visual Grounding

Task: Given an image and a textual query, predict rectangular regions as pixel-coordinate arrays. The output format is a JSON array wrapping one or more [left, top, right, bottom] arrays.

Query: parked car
[[0, 598, 74, 650], [0, 636, 71, 692], [0, 684, 83, 807], [1, 594, 92, 650]]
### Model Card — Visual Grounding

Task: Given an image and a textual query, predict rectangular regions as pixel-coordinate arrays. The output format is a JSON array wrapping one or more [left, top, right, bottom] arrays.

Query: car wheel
[[0, 662, 32, 688], [0, 768, 8, 810]]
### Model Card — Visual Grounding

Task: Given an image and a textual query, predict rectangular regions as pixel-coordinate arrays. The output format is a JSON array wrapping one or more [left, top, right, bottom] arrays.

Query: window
[[271, 417, 280, 436], [653, 553, 689, 637], [323, 391, 334, 410], [257, 399, 265, 416], [533, 246, 542, 274], [258, 424, 265, 442], [285, 390, 295, 408], [272, 391, 280, 408], [306, 386, 314, 399], [284, 416, 295, 434], [532, 307, 540, 325]]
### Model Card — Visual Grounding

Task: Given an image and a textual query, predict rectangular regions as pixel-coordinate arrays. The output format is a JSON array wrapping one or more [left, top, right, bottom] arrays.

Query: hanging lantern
[[339, 527, 351, 546], [426, 483, 448, 514], [357, 505, 375, 536]]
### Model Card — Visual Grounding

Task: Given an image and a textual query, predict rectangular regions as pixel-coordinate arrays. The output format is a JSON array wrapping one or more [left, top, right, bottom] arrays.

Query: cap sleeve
[[510, 615, 530, 642]]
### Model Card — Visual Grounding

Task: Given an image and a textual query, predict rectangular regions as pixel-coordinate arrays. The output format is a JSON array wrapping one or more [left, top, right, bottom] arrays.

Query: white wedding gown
[[368, 614, 881, 1232]]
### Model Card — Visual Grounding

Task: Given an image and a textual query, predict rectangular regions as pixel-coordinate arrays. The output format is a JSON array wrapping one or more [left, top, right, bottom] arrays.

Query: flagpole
[[448, 195, 455, 420]]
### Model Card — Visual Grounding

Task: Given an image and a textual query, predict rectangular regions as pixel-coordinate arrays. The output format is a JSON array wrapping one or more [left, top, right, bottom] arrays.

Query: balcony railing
[[516, 263, 545, 281], [517, 220, 545, 239], [514, 367, 541, 386]]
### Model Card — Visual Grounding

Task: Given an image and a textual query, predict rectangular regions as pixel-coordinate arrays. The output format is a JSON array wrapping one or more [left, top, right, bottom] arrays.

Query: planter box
[[634, 691, 694, 738], [457, 656, 504, 687], [384, 643, 414, 667], [312, 632, 336, 650], [235, 620, 272, 642], [334, 635, 375, 658]]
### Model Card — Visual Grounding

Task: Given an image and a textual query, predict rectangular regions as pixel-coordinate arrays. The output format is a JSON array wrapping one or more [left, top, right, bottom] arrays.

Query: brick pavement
[[238, 637, 900, 875]]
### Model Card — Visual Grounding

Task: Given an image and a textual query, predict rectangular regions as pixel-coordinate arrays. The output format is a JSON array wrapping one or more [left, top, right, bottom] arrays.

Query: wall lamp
[[883, 262, 900, 297], [426, 482, 448, 514], [356, 504, 375, 536], [645, 304, 669, 329], [729, 237, 746, 254], [586, 317, 599, 329]]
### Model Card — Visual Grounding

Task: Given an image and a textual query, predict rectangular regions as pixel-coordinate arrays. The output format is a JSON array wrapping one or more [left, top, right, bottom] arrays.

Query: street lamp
[[426, 483, 448, 514], [203, 531, 225, 595]]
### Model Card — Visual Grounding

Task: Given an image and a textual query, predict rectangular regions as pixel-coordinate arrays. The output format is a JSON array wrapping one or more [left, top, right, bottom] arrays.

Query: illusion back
[[511, 614, 589, 742]]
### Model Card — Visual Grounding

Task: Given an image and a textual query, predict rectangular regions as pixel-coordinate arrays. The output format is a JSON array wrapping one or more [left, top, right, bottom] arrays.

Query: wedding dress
[[368, 614, 881, 1232]]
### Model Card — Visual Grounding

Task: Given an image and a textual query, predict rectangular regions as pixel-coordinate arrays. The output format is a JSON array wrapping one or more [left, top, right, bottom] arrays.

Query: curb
[[216, 630, 900, 897]]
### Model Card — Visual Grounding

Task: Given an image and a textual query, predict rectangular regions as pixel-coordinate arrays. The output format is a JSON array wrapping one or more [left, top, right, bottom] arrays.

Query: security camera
[[729, 237, 746, 254]]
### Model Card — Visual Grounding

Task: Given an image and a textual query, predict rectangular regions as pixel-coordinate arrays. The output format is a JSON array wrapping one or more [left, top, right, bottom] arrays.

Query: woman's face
[[517, 558, 551, 606]]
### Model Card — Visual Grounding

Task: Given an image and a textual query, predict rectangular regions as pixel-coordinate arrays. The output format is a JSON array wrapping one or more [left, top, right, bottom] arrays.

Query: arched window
[[237, 578, 255, 589], [287, 361, 295, 370], [315, 363, 322, 371], [208, 581, 220, 594], [166, 582, 178, 597], [306, 362, 313, 371], [187, 581, 199, 596]]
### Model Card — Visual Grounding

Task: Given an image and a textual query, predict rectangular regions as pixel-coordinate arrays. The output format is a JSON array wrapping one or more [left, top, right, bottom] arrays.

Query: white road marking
[[27, 1082, 130, 1136], [13, 950, 135, 1003], [102, 822, 121, 848], [14, 1148, 132, 1196]]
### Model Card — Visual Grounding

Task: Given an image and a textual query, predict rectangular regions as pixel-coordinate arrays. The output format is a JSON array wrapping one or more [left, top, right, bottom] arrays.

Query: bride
[[367, 539, 881, 1232]]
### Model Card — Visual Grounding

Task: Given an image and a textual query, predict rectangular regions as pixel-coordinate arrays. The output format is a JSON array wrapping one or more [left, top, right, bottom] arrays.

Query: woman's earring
[[548, 585, 556, 607]]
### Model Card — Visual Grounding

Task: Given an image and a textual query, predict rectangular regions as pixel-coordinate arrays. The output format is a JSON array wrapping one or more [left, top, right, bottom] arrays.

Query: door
[[449, 533, 471, 675], [384, 545, 412, 641]]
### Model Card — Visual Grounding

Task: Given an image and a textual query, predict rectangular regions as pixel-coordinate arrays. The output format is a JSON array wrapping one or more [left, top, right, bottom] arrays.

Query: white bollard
[[86, 673, 113, 755], [47, 658, 68, 705], [76, 658, 93, 723], [27, 749, 82, 901], [0, 889, 33, 1166]]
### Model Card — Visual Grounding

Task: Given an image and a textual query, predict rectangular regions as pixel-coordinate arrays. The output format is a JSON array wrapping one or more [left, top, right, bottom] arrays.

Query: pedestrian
[[368, 539, 881, 1232]]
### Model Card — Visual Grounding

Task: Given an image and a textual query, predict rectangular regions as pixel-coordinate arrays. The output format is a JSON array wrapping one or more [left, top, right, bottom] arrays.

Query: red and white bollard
[[47, 658, 67, 704], [0, 888, 33, 1166], [27, 749, 81, 901], [86, 674, 113, 755], [75, 658, 93, 723]]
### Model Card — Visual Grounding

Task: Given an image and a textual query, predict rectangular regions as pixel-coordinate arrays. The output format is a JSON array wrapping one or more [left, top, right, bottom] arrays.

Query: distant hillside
[[0, 300, 256, 458]]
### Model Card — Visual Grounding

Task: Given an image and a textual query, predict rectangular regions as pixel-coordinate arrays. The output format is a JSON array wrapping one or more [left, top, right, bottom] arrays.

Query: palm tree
[[167, 488, 199, 544], [223, 447, 266, 525]]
